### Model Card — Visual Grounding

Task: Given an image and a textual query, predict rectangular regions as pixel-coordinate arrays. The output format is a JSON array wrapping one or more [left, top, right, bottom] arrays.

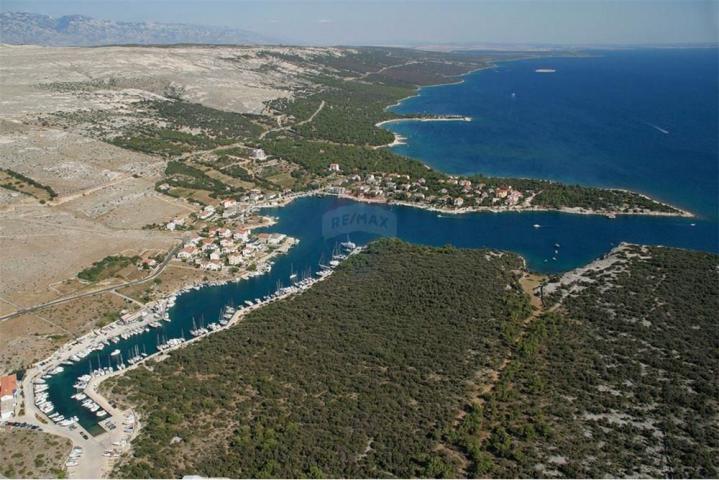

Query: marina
[[34, 194, 716, 434]]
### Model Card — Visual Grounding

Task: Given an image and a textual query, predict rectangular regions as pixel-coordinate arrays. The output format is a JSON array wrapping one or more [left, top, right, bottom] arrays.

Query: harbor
[[32, 234, 362, 437], [15, 194, 713, 476]]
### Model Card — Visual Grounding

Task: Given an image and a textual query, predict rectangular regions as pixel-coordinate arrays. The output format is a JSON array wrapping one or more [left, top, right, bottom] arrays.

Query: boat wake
[[647, 123, 670, 134]]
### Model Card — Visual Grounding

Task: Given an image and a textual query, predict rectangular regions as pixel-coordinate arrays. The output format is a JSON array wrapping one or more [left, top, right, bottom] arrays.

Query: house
[[220, 238, 236, 249], [227, 254, 243, 266], [209, 251, 221, 261], [218, 228, 232, 239], [453, 197, 465, 207], [202, 261, 222, 271], [166, 221, 177, 231], [268, 233, 286, 246], [251, 148, 267, 161], [256, 233, 271, 244], [233, 229, 250, 242], [199, 205, 216, 220], [201, 239, 216, 251], [507, 190, 523, 206], [178, 246, 198, 260], [222, 199, 237, 209], [328, 163, 341, 172], [223, 206, 241, 219], [141, 257, 158, 268], [496, 187, 510, 199], [0, 374, 17, 420]]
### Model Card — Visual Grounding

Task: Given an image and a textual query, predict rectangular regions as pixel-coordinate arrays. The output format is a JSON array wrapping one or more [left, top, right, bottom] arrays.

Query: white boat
[[533, 224, 541, 228], [110, 349, 121, 356]]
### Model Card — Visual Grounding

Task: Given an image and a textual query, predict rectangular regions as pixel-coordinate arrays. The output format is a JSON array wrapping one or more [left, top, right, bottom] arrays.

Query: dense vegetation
[[261, 138, 436, 178], [77, 255, 140, 282], [147, 100, 263, 140], [105, 242, 717, 478], [269, 77, 415, 146], [106, 239, 531, 478], [109, 100, 261, 157], [455, 245, 718, 477]]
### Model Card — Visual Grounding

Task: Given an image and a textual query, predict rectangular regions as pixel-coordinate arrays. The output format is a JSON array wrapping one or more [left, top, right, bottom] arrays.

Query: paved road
[[0, 242, 183, 322]]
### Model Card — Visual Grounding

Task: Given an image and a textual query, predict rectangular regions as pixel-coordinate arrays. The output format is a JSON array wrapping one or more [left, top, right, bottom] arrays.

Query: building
[[507, 190, 524, 206], [0, 374, 17, 420], [202, 261, 222, 271], [141, 257, 158, 268], [233, 229, 250, 242], [178, 245, 198, 260], [227, 254, 243, 266], [199, 205, 216, 220], [251, 148, 267, 161], [496, 187, 511, 199], [268, 233, 286, 246], [328, 163, 341, 172]]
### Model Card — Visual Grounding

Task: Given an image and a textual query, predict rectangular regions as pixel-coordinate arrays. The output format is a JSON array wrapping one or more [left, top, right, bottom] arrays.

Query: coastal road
[[0, 242, 183, 323]]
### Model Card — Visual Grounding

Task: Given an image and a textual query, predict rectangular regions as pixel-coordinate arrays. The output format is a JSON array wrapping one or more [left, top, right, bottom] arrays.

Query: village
[[324, 166, 532, 211]]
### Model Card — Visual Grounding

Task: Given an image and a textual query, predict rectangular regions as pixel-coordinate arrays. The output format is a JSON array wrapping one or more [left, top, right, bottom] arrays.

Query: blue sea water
[[46, 50, 719, 432], [388, 49, 719, 222]]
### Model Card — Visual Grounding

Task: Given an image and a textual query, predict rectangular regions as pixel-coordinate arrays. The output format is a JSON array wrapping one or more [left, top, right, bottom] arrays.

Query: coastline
[[251, 185, 693, 220], [325, 191, 693, 219], [371, 58, 694, 220]]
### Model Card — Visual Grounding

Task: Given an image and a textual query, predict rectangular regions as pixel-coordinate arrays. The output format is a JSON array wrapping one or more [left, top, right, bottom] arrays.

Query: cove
[[45, 195, 717, 433]]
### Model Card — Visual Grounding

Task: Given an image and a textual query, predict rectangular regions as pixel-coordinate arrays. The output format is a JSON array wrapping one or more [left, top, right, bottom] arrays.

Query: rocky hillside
[[0, 11, 274, 46]]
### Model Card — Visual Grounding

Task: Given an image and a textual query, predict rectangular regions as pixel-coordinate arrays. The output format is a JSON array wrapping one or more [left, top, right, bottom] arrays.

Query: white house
[[199, 205, 216, 220], [178, 246, 198, 260], [203, 261, 222, 271], [251, 148, 267, 161], [228, 254, 243, 266]]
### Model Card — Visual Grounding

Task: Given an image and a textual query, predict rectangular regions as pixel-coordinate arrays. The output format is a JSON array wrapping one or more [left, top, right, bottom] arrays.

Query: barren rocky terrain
[[0, 43, 356, 373]]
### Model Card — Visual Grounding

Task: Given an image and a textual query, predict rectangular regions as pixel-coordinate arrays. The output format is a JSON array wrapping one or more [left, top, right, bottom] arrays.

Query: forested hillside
[[105, 239, 531, 478], [104, 242, 718, 478], [466, 245, 719, 478]]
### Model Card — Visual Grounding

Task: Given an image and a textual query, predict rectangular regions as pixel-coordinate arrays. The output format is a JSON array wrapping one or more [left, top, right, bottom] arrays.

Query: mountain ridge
[[0, 11, 277, 46]]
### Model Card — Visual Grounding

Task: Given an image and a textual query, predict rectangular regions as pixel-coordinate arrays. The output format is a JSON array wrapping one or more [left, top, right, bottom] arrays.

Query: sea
[[45, 49, 719, 432], [388, 48, 719, 222]]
